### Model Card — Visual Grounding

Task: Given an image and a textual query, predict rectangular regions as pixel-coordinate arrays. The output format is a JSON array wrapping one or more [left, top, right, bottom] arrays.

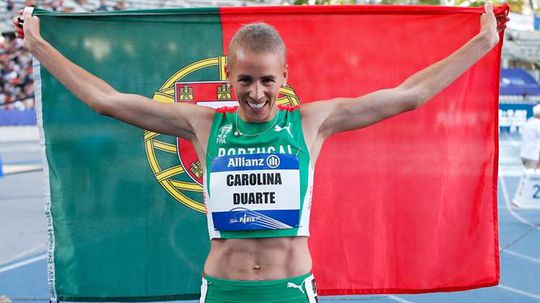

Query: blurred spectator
[[0, 31, 34, 111], [96, 0, 111, 11], [24, 0, 37, 7], [42, 0, 63, 11], [71, 0, 101, 12], [113, 0, 126, 10], [520, 104, 540, 169], [7, 0, 15, 11], [61, 2, 78, 12], [6, 0, 123, 13]]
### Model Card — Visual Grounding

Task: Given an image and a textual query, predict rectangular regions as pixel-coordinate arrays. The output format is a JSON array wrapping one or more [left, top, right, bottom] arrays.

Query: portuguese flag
[[35, 4, 507, 301]]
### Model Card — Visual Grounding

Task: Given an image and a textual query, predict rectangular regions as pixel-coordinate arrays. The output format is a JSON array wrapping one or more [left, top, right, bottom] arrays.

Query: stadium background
[[1, 0, 539, 302]]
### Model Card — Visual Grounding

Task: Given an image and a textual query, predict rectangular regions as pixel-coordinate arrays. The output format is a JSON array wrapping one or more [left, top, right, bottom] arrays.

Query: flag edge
[[33, 57, 58, 302]]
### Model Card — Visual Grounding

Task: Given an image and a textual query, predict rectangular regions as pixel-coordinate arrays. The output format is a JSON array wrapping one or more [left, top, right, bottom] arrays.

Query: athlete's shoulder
[[278, 104, 300, 112], [215, 106, 238, 114]]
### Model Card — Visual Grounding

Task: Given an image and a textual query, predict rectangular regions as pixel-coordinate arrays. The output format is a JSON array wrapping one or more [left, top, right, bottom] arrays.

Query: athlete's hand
[[479, 1, 509, 48], [12, 7, 43, 53]]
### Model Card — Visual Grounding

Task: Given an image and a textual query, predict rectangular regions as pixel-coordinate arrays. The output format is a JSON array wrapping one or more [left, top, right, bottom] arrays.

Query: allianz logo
[[266, 155, 280, 168], [226, 155, 281, 169]]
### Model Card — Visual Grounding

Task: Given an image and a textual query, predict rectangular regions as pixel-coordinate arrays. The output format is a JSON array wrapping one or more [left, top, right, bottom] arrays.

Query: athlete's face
[[226, 48, 288, 123]]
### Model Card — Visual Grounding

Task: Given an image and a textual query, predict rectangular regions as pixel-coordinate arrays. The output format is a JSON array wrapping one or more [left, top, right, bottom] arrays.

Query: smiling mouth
[[247, 100, 267, 110]]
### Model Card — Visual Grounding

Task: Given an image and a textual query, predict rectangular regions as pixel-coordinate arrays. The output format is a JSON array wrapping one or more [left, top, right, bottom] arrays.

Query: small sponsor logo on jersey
[[287, 281, 305, 294], [228, 213, 262, 224], [217, 124, 232, 144], [266, 155, 280, 168], [239, 213, 260, 224], [275, 122, 294, 138]]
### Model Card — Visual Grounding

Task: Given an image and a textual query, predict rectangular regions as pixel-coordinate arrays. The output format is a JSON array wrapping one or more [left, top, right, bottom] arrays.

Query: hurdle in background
[[513, 169, 540, 209]]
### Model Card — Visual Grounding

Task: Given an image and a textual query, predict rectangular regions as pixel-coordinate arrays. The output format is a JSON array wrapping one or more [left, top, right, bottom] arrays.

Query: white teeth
[[248, 101, 265, 110]]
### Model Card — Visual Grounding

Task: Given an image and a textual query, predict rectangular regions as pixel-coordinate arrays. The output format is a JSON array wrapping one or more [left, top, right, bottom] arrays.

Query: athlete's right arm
[[13, 9, 214, 141]]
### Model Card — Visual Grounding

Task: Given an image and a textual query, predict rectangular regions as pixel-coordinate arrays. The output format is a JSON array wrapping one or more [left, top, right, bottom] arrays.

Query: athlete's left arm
[[302, 2, 506, 146]]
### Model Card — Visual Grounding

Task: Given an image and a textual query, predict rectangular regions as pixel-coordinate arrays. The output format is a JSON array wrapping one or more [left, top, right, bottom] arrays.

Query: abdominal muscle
[[203, 236, 312, 280]]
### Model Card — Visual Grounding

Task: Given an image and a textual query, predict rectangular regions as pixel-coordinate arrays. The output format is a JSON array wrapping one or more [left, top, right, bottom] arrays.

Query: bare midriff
[[203, 236, 312, 280]]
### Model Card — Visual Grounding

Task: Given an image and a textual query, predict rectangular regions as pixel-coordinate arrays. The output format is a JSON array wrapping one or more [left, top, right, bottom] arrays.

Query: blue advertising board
[[0, 110, 37, 126], [499, 103, 534, 133]]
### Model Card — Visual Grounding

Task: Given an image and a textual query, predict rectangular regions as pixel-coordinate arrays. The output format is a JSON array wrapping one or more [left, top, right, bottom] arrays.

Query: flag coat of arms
[[34, 4, 506, 301]]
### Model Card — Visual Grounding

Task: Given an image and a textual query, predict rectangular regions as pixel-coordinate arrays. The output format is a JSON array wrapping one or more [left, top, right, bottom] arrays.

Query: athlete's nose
[[250, 82, 265, 101]]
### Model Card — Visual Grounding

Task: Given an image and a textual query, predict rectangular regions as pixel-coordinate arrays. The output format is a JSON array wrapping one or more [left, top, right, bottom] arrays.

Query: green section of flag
[[36, 8, 222, 300]]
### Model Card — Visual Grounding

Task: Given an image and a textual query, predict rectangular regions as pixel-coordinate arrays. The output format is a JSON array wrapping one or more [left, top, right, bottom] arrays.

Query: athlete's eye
[[238, 77, 251, 85], [262, 78, 275, 85]]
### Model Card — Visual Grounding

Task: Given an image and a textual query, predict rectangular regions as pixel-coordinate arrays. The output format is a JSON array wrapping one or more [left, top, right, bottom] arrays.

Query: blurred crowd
[[0, 31, 33, 111], [0, 0, 127, 111], [6, 0, 127, 13]]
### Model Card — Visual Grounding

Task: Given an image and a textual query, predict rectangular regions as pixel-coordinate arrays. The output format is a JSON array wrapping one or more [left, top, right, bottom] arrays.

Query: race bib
[[209, 153, 300, 231]]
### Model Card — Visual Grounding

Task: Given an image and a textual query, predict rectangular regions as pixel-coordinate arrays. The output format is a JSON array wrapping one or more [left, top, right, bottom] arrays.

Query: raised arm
[[301, 2, 506, 155], [14, 9, 214, 142]]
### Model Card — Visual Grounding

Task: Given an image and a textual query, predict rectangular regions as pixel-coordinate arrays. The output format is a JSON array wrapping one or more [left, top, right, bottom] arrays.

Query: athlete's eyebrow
[[237, 74, 253, 79]]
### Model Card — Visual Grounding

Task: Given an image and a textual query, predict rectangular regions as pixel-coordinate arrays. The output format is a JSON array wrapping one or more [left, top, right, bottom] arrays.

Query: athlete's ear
[[225, 63, 231, 84], [282, 64, 288, 87]]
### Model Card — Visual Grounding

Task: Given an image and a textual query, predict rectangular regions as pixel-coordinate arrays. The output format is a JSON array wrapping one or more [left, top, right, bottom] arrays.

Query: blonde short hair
[[227, 22, 286, 67]]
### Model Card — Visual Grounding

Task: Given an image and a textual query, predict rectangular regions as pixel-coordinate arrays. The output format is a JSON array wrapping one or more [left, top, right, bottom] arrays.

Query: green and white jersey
[[204, 106, 314, 239]]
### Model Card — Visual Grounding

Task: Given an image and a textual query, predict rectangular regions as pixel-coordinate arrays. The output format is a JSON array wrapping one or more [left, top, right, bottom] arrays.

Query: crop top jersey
[[204, 106, 314, 239]]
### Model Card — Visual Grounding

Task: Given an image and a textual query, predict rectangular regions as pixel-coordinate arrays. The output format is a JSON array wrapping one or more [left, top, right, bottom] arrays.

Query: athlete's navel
[[252, 264, 261, 270]]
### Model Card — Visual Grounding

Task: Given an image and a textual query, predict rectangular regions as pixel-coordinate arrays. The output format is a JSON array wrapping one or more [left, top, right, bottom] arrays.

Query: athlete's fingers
[[17, 7, 38, 40], [15, 28, 24, 39], [495, 15, 509, 33], [495, 16, 509, 23], [11, 16, 24, 38], [483, 1, 494, 15], [11, 15, 23, 28]]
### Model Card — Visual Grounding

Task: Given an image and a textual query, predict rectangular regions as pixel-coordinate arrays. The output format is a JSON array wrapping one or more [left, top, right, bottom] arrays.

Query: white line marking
[[499, 284, 540, 300], [0, 254, 46, 273], [500, 169, 528, 177], [503, 249, 540, 265], [0, 244, 46, 266], [2, 164, 42, 175], [389, 295, 416, 303]]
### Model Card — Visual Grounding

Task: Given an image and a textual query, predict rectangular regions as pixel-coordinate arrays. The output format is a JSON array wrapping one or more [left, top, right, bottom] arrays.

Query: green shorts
[[199, 273, 318, 303]]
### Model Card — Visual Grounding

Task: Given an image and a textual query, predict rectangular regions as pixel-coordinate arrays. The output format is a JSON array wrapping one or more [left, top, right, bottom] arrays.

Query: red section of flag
[[220, 5, 504, 295]]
